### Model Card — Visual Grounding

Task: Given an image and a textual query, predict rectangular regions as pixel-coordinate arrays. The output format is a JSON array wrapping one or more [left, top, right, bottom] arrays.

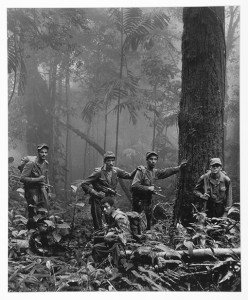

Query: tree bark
[[174, 7, 226, 225]]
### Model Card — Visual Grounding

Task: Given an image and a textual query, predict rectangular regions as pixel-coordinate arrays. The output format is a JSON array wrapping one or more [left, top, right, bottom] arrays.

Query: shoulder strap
[[136, 165, 146, 174]]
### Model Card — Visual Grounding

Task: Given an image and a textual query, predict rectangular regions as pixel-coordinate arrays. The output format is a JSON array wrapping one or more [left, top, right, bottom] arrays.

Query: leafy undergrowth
[[8, 202, 241, 292]]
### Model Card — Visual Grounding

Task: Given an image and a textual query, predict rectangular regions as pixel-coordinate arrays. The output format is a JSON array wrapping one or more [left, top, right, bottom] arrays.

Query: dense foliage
[[8, 7, 240, 293], [8, 176, 240, 291]]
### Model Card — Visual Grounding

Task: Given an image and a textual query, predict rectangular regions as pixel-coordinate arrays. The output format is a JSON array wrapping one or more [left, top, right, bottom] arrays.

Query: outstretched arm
[[156, 159, 187, 179], [116, 167, 137, 180]]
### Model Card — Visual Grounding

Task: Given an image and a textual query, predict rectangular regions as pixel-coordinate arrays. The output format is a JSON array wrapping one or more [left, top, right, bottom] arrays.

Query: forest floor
[[8, 181, 241, 292]]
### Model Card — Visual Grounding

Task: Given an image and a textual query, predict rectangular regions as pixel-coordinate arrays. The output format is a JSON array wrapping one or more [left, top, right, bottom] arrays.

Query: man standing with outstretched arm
[[81, 151, 136, 231], [131, 151, 187, 230], [20, 143, 51, 229]]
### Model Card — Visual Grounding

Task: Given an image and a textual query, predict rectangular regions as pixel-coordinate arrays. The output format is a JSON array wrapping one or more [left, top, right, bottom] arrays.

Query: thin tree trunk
[[152, 85, 157, 151], [115, 8, 124, 163], [49, 58, 59, 181], [104, 101, 108, 151], [65, 57, 71, 201]]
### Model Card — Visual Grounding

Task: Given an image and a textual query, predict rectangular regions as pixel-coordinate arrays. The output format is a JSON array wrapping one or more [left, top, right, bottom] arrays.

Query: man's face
[[102, 203, 114, 215], [210, 164, 222, 175], [38, 148, 48, 161], [105, 158, 115, 170], [147, 155, 158, 169]]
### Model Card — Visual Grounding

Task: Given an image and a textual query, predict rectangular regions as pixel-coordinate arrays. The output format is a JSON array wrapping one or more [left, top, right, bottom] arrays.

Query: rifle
[[153, 186, 167, 199], [101, 187, 122, 197], [153, 190, 167, 199], [10, 175, 54, 188]]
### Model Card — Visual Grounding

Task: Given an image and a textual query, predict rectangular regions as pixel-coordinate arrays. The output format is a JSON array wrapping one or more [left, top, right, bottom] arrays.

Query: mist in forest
[[8, 7, 239, 206]]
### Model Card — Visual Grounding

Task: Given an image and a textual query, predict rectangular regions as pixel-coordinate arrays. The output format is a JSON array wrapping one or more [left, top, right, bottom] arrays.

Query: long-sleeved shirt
[[131, 165, 180, 204], [194, 171, 232, 208], [20, 157, 49, 189], [81, 166, 135, 198]]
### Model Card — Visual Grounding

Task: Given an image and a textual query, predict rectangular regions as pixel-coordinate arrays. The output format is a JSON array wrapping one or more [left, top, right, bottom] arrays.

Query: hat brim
[[37, 146, 49, 150]]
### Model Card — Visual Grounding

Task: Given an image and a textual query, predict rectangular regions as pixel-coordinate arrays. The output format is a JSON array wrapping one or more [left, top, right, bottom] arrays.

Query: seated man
[[92, 197, 132, 267]]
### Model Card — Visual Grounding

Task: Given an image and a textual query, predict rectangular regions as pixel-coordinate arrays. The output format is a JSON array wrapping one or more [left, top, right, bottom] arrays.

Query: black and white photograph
[[2, 0, 247, 295]]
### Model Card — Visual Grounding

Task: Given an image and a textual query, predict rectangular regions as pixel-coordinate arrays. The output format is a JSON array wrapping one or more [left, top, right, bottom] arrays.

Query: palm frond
[[17, 58, 27, 96], [112, 99, 139, 125], [123, 8, 143, 35], [8, 36, 18, 74], [123, 11, 169, 52], [81, 97, 104, 123]]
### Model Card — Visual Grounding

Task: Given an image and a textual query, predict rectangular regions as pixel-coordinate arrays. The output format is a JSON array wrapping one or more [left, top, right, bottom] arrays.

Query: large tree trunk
[[174, 7, 226, 226]]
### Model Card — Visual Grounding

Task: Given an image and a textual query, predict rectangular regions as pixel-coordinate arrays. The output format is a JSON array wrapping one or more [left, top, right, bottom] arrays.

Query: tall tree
[[110, 8, 169, 161], [174, 7, 226, 225]]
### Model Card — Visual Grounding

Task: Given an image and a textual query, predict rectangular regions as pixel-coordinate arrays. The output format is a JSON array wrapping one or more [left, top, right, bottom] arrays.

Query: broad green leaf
[[183, 240, 194, 255], [44, 220, 55, 228], [52, 231, 62, 242], [219, 270, 233, 284], [75, 202, 85, 208], [56, 223, 70, 229]]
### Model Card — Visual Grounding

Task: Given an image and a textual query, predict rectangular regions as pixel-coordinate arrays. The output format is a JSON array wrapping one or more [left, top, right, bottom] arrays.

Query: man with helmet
[[131, 151, 187, 230], [81, 151, 136, 230], [20, 143, 51, 229], [194, 158, 232, 217]]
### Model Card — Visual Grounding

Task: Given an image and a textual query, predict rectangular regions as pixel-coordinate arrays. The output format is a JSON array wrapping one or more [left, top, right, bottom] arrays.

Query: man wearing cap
[[194, 158, 232, 218], [131, 151, 187, 230], [81, 151, 136, 230], [20, 143, 51, 229], [92, 196, 132, 267]]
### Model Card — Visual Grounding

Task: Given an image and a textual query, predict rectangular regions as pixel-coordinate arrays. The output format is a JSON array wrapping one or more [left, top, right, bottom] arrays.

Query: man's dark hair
[[101, 196, 115, 207]]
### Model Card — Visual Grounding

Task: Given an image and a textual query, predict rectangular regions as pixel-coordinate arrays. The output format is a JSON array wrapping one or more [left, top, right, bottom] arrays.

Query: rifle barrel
[[154, 191, 166, 198]]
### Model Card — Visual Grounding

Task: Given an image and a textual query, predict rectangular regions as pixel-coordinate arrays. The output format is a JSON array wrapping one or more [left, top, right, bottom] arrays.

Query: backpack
[[126, 211, 147, 235], [18, 156, 37, 173]]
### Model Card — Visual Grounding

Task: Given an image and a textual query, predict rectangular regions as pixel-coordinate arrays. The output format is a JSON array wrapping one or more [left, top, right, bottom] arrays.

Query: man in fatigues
[[193, 158, 232, 218], [81, 151, 136, 231], [131, 151, 187, 230], [92, 197, 132, 267], [20, 143, 51, 229]]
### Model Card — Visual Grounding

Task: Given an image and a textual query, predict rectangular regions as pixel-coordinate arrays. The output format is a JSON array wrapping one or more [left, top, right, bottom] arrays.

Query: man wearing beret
[[131, 151, 187, 230], [81, 151, 136, 231], [194, 158, 232, 218], [20, 143, 51, 229]]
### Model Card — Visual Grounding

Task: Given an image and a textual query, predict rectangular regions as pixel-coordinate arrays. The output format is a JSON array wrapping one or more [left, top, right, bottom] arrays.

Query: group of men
[[80, 150, 188, 231], [20, 143, 233, 234], [19, 143, 233, 265]]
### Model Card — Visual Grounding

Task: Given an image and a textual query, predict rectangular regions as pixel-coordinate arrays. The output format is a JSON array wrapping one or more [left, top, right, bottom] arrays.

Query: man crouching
[[92, 197, 132, 267]]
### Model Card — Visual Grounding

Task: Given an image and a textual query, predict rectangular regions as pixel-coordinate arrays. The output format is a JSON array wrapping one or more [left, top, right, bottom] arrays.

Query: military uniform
[[81, 166, 135, 230], [194, 170, 232, 217], [92, 208, 131, 266], [131, 165, 180, 229], [20, 154, 50, 225]]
